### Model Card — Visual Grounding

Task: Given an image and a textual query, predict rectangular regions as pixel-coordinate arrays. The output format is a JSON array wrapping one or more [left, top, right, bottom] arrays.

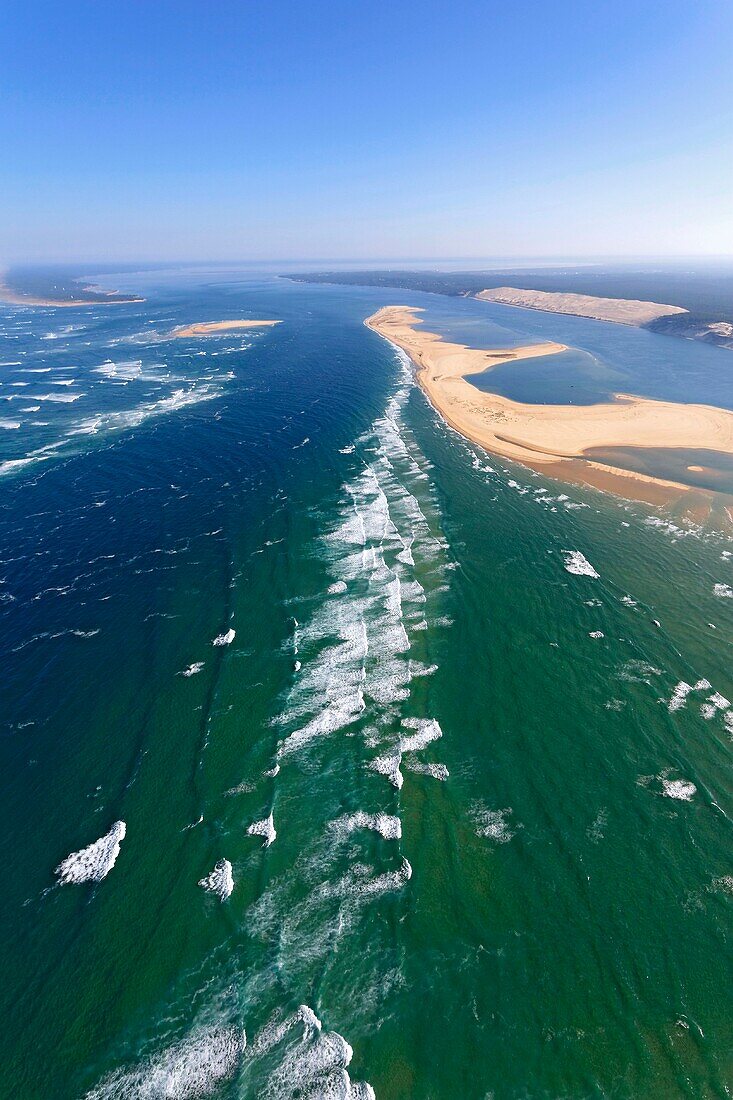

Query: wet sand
[[365, 305, 733, 508]]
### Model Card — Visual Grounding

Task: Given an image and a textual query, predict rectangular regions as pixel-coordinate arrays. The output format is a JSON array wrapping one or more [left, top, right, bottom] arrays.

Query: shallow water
[[466, 347, 623, 405], [1, 272, 731, 1098], [420, 295, 733, 411]]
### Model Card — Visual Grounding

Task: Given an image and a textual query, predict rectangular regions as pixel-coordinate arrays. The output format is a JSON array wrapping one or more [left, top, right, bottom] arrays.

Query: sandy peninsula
[[0, 283, 142, 307], [366, 305, 733, 505], [476, 287, 687, 327], [172, 320, 282, 338]]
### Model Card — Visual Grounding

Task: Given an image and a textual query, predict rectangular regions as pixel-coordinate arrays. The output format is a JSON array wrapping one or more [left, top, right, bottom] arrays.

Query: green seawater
[[0, 271, 731, 1098]]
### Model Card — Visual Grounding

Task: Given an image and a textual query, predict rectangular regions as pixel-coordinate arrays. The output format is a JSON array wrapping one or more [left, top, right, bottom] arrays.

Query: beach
[[366, 305, 733, 506]]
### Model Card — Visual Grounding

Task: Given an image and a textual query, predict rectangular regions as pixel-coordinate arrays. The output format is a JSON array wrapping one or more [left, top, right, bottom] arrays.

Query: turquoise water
[[1, 272, 732, 1098]]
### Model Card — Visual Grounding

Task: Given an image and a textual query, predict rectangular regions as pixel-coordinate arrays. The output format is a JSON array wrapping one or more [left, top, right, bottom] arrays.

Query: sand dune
[[476, 287, 687, 326]]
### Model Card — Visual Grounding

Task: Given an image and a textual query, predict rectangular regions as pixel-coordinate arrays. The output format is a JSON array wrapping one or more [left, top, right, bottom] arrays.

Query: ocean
[[1, 269, 731, 1098]]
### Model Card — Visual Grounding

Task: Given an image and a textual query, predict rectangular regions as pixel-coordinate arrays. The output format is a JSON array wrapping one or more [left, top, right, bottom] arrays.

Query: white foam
[[0, 418, 21, 429], [701, 691, 730, 720], [330, 811, 402, 840], [212, 628, 235, 646], [369, 752, 403, 789], [68, 386, 219, 438], [56, 820, 126, 885], [400, 717, 442, 753], [713, 583, 733, 598], [35, 391, 84, 402], [661, 778, 696, 801], [668, 681, 693, 712], [180, 661, 204, 677], [86, 1026, 246, 1099], [588, 631, 604, 639], [198, 859, 234, 899], [562, 550, 599, 578], [92, 359, 143, 380], [473, 806, 514, 842], [247, 813, 277, 847], [403, 760, 449, 781], [246, 1005, 374, 1100], [324, 857, 412, 900], [408, 660, 438, 678]]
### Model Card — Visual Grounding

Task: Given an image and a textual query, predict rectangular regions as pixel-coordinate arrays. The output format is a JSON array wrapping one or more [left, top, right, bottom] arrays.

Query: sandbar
[[365, 305, 733, 507], [476, 287, 687, 327], [172, 320, 282, 338]]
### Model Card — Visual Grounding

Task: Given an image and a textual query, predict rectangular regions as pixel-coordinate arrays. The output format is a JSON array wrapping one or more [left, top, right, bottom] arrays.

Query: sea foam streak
[[55, 821, 126, 884], [275, 353, 449, 772], [329, 811, 402, 840], [247, 814, 277, 847], [241, 352, 449, 1086], [562, 550, 599, 578], [245, 1006, 374, 1099], [86, 1026, 246, 1099], [198, 859, 234, 900]]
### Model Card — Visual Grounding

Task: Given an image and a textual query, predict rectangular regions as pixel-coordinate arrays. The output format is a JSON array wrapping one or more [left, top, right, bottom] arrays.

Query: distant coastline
[[293, 269, 733, 351], [366, 305, 733, 515], [0, 267, 144, 307]]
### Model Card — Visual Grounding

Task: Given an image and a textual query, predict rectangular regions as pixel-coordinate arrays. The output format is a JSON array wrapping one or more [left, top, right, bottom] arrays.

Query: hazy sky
[[2, 0, 733, 263]]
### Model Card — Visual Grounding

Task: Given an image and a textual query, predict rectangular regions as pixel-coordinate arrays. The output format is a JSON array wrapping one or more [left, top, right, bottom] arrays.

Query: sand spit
[[0, 283, 142, 307], [172, 320, 282, 337], [475, 287, 687, 326], [365, 305, 733, 505]]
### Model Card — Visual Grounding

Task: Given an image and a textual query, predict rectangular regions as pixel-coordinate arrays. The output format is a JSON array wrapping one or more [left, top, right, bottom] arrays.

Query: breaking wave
[[55, 821, 126, 885]]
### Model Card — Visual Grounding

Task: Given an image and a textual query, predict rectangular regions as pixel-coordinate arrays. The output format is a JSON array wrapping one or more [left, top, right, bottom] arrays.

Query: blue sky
[[2, 0, 732, 262]]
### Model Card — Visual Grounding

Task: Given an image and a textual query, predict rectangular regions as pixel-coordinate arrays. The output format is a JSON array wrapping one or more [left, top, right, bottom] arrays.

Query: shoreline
[[365, 305, 733, 512], [0, 282, 143, 308]]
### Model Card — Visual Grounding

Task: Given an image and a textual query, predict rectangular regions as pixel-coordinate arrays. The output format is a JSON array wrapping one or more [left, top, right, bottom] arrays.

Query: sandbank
[[365, 305, 733, 507], [172, 320, 282, 338], [476, 287, 687, 327]]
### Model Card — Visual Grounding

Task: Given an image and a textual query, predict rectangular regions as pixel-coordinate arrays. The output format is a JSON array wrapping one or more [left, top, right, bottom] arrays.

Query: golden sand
[[172, 320, 282, 338], [365, 306, 733, 504], [476, 287, 686, 327]]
